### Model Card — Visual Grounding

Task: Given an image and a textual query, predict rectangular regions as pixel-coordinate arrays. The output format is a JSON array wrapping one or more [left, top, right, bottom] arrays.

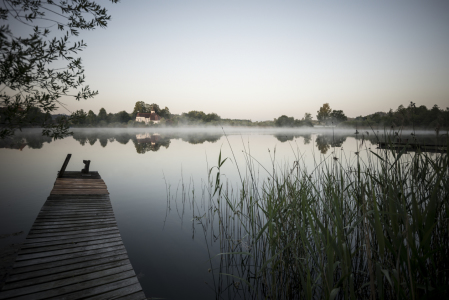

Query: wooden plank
[[46, 196, 111, 200], [36, 214, 115, 220], [50, 190, 109, 194], [39, 208, 112, 212], [54, 180, 106, 183], [19, 237, 123, 255], [44, 275, 140, 300], [3, 260, 131, 290], [33, 218, 115, 225], [52, 186, 108, 189], [42, 204, 112, 208], [22, 233, 121, 248], [38, 208, 112, 212], [41, 205, 112, 210], [6, 254, 130, 282], [25, 227, 119, 243], [30, 223, 117, 234], [9, 249, 128, 275], [12, 245, 126, 267], [42, 201, 111, 205], [55, 179, 104, 182], [28, 226, 119, 238], [31, 225, 117, 233], [36, 214, 114, 220], [43, 202, 111, 206], [23, 232, 121, 247], [0, 266, 134, 299], [16, 241, 124, 261], [32, 218, 116, 226], [55, 179, 105, 183]]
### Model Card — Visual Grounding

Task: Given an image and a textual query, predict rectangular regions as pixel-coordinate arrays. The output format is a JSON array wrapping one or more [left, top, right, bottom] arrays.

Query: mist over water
[[0, 128, 446, 298]]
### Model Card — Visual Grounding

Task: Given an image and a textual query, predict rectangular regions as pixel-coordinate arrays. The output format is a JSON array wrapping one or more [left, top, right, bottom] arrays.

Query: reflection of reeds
[[170, 134, 449, 299]]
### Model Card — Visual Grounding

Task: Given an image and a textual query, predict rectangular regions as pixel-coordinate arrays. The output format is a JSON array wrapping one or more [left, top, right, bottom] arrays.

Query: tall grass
[[173, 134, 449, 299]]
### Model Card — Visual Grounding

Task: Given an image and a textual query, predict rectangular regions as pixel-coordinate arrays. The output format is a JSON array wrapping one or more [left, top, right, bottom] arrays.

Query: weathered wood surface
[[0, 172, 146, 299], [377, 141, 447, 153], [57, 154, 72, 178]]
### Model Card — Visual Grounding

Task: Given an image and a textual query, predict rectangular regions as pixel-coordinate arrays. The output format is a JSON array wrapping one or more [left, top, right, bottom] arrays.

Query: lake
[[0, 127, 443, 299]]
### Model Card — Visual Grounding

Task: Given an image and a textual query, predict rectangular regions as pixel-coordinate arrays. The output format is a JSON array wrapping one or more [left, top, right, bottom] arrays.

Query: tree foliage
[[316, 103, 332, 125], [330, 109, 348, 124], [346, 102, 449, 130], [178, 110, 221, 124], [0, 0, 118, 139], [275, 115, 295, 127], [98, 108, 107, 121]]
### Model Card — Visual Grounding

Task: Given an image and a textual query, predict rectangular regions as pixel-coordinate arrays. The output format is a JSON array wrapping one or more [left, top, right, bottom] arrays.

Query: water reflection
[[315, 134, 348, 154], [0, 133, 52, 150], [4, 129, 446, 156], [72, 130, 222, 153], [134, 133, 171, 154]]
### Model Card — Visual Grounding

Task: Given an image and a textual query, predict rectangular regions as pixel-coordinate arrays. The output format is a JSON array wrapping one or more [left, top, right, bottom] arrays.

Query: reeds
[[173, 135, 449, 299]]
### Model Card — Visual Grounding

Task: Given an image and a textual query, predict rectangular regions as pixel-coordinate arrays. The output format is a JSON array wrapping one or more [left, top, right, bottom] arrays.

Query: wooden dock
[[0, 171, 146, 299], [377, 140, 447, 153]]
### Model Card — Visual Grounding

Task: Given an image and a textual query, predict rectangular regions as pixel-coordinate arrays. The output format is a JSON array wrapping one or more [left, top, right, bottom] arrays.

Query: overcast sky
[[10, 1, 449, 120]]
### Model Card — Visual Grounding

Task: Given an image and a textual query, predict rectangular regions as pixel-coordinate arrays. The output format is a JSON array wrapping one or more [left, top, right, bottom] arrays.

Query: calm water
[[0, 128, 442, 298]]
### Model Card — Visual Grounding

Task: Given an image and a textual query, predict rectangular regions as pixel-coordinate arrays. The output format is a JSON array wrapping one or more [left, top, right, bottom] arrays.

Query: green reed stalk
[[180, 135, 449, 299]]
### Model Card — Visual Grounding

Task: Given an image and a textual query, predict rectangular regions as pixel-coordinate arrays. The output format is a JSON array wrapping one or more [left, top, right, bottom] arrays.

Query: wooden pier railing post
[[57, 154, 72, 178]]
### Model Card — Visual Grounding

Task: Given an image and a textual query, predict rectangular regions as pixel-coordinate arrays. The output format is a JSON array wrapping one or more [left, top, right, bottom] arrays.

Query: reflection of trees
[[99, 137, 108, 147], [133, 134, 171, 154], [274, 134, 294, 143], [70, 131, 223, 149], [88, 136, 97, 145], [273, 134, 312, 145], [330, 135, 347, 147], [315, 135, 347, 154], [115, 134, 130, 145], [180, 133, 222, 144], [0, 136, 27, 150], [302, 134, 311, 145], [0, 132, 52, 150], [315, 135, 331, 154], [25, 134, 52, 149], [73, 135, 88, 146]]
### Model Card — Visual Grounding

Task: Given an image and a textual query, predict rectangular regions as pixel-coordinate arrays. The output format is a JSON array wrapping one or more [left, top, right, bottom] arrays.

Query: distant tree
[[317, 103, 332, 125], [86, 110, 97, 125], [185, 111, 207, 122], [302, 113, 313, 127], [98, 108, 108, 122], [275, 115, 295, 127], [0, 0, 118, 139], [147, 103, 161, 115], [330, 110, 348, 124], [133, 101, 147, 116], [159, 107, 171, 119], [116, 111, 131, 123], [70, 109, 87, 125], [204, 113, 221, 122]]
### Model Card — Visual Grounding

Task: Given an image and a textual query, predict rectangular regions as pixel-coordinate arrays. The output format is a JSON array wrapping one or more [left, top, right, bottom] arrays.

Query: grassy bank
[[176, 134, 449, 299]]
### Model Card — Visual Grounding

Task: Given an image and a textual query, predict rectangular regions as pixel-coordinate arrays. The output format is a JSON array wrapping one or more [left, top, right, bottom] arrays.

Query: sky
[[6, 1, 449, 120]]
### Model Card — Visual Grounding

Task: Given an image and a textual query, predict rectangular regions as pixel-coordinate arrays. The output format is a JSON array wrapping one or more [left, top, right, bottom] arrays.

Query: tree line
[[4, 100, 447, 130], [62, 101, 449, 130], [344, 102, 449, 131]]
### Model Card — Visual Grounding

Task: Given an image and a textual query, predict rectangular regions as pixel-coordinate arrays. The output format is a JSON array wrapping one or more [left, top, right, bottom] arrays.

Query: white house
[[136, 110, 161, 124]]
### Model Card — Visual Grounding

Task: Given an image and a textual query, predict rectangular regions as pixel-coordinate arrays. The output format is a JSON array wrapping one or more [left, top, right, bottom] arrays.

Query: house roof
[[136, 112, 161, 121]]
